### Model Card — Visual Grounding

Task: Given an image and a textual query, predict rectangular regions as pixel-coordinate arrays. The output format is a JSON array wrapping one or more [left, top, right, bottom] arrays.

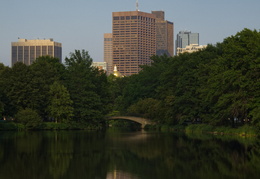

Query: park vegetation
[[0, 28, 259, 131]]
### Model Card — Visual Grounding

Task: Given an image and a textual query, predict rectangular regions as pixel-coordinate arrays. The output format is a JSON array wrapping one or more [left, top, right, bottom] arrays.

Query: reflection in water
[[107, 170, 139, 179], [1, 130, 260, 178]]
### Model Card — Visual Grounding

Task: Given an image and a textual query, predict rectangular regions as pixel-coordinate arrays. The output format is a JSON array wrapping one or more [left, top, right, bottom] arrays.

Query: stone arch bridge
[[106, 116, 154, 128]]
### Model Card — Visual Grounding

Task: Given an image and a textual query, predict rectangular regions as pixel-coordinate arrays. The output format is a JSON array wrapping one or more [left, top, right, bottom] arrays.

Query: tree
[[64, 50, 104, 123], [115, 29, 260, 127], [201, 29, 260, 125], [15, 108, 42, 129], [1, 63, 35, 115], [48, 81, 74, 123], [127, 98, 164, 122], [30, 56, 65, 119]]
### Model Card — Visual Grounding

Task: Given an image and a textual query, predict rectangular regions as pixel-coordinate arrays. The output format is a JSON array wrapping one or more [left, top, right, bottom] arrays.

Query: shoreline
[[1, 120, 259, 138]]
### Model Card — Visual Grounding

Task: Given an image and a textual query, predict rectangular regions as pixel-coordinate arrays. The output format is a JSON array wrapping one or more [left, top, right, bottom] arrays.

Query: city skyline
[[1, 0, 260, 66]]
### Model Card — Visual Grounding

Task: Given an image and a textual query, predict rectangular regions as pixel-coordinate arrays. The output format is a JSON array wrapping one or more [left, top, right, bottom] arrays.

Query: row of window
[[12, 46, 61, 64], [104, 38, 112, 41], [113, 16, 155, 22]]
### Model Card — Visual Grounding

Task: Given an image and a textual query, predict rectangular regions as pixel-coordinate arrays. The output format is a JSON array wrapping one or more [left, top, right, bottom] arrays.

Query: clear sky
[[1, 0, 259, 66]]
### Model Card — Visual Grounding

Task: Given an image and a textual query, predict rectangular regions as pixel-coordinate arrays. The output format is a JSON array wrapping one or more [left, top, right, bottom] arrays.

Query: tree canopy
[[0, 28, 259, 129]]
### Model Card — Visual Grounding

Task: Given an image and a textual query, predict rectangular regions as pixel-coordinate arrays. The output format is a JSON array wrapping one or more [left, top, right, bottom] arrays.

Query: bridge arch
[[106, 116, 154, 128]]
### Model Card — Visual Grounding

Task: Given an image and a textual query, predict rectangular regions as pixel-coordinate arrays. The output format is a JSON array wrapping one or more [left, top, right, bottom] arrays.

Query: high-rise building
[[104, 33, 113, 75], [11, 38, 62, 66], [175, 31, 199, 55], [112, 11, 156, 76], [152, 11, 174, 56]]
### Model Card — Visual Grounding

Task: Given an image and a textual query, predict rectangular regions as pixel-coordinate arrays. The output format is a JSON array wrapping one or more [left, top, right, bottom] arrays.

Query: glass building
[[175, 31, 199, 55], [11, 38, 62, 66]]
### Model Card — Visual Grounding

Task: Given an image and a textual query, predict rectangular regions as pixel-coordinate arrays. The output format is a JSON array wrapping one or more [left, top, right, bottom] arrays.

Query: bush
[[185, 124, 214, 133], [0, 121, 17, 130], [40, 122, 70, 130], [15, 108, 42, 129]]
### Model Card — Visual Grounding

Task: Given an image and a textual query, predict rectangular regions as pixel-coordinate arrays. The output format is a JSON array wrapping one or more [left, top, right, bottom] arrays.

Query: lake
[[0, 129, 260, 179]]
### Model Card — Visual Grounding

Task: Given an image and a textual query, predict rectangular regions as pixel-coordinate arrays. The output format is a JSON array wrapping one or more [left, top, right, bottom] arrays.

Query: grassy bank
[[156, 123, 258, 137], [0, 121, 103, 131], [185, 124, 258, 137]]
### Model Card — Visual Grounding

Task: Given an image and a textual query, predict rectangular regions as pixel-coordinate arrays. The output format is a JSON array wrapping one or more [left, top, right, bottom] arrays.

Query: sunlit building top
[[92, 62, 107, 72], [176, 44, 207, 55], [11, 38, 62, 66]]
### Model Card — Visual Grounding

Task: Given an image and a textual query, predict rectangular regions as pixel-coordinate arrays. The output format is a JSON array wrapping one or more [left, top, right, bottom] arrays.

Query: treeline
[[0, 50, 110, 129], [0, 28, 259, 129], [113, 28, 260, 128]]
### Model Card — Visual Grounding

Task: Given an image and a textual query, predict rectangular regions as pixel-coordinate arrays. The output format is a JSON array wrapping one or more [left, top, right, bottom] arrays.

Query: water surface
[[0, 130, 260, 179]]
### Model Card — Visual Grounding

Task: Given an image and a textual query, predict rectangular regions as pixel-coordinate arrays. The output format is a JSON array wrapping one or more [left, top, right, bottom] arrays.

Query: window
[[36, 46, 41, 58], [113, 17, 119, 20]]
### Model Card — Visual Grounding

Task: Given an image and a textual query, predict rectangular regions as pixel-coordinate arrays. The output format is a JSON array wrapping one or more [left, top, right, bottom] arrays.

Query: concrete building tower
[[104, 33, 113, 75], [152, 11, 174, 56], [11, 38, 62, 66], [112, 11, 156, 76]]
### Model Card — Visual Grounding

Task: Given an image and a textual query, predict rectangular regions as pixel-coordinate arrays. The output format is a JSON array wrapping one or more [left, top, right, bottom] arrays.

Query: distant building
[[112, 11, 156, 76], [104, 33, 113, 75], [176, 31, 199, 55], [11, 38, 62, 66], [92, 62, 107, 72], [176, 44, 207, 55], [152, 11, 174, 56]]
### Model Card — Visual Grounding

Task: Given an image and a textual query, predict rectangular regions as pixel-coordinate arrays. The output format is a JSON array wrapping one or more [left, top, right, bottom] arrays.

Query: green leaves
[[115, 28, 260, 127], [64, 50, 107, 123], [48, 81, 74, 123], [15, 108, 42, 129]]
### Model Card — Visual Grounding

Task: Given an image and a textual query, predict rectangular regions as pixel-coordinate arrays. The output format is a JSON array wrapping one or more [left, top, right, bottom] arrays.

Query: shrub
[[15, 108, 42, 129]]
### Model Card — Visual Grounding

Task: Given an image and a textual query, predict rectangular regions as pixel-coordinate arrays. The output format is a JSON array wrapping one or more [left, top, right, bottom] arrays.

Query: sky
[[0, 0, 259, 66]]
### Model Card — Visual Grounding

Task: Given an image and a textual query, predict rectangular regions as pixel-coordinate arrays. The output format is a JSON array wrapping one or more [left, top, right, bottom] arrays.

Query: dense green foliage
[[64, 50, 110, 124], [0, 29, 259, 130], [48, 81, 74, 123], [0, 50, 109, 129], [112, 28, 260, 128], [15, 108, 42, 129]]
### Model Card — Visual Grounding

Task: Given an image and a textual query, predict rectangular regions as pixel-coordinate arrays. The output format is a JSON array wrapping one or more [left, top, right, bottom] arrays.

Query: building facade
[[112, 11, 156, 76], [175, 31, 199, 55], [152, 11, 174, 56], [176, 44, 207, 55], [104, 33, 113, 75], [92, 62, 107, 72], [11, 38, 62, 66]]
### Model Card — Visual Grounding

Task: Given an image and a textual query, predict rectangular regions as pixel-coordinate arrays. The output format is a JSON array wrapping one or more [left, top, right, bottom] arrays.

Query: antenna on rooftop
[[136, 0, 139, 11]]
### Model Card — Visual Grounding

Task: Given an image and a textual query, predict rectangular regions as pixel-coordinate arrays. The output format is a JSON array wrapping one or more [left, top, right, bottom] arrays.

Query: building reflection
[[106, 170, 139, 179]]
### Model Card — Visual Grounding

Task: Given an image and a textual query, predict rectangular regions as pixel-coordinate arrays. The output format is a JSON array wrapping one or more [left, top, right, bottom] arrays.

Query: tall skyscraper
[[175, 31, 199, 55], [112, 11, 156, 76], [11, 38, 62, 66], [152, 11, 174, 56], [104, 33, 113, 75]]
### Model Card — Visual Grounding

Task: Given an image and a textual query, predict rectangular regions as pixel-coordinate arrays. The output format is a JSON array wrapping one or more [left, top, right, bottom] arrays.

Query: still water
[[0, 129, 260, 179]]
